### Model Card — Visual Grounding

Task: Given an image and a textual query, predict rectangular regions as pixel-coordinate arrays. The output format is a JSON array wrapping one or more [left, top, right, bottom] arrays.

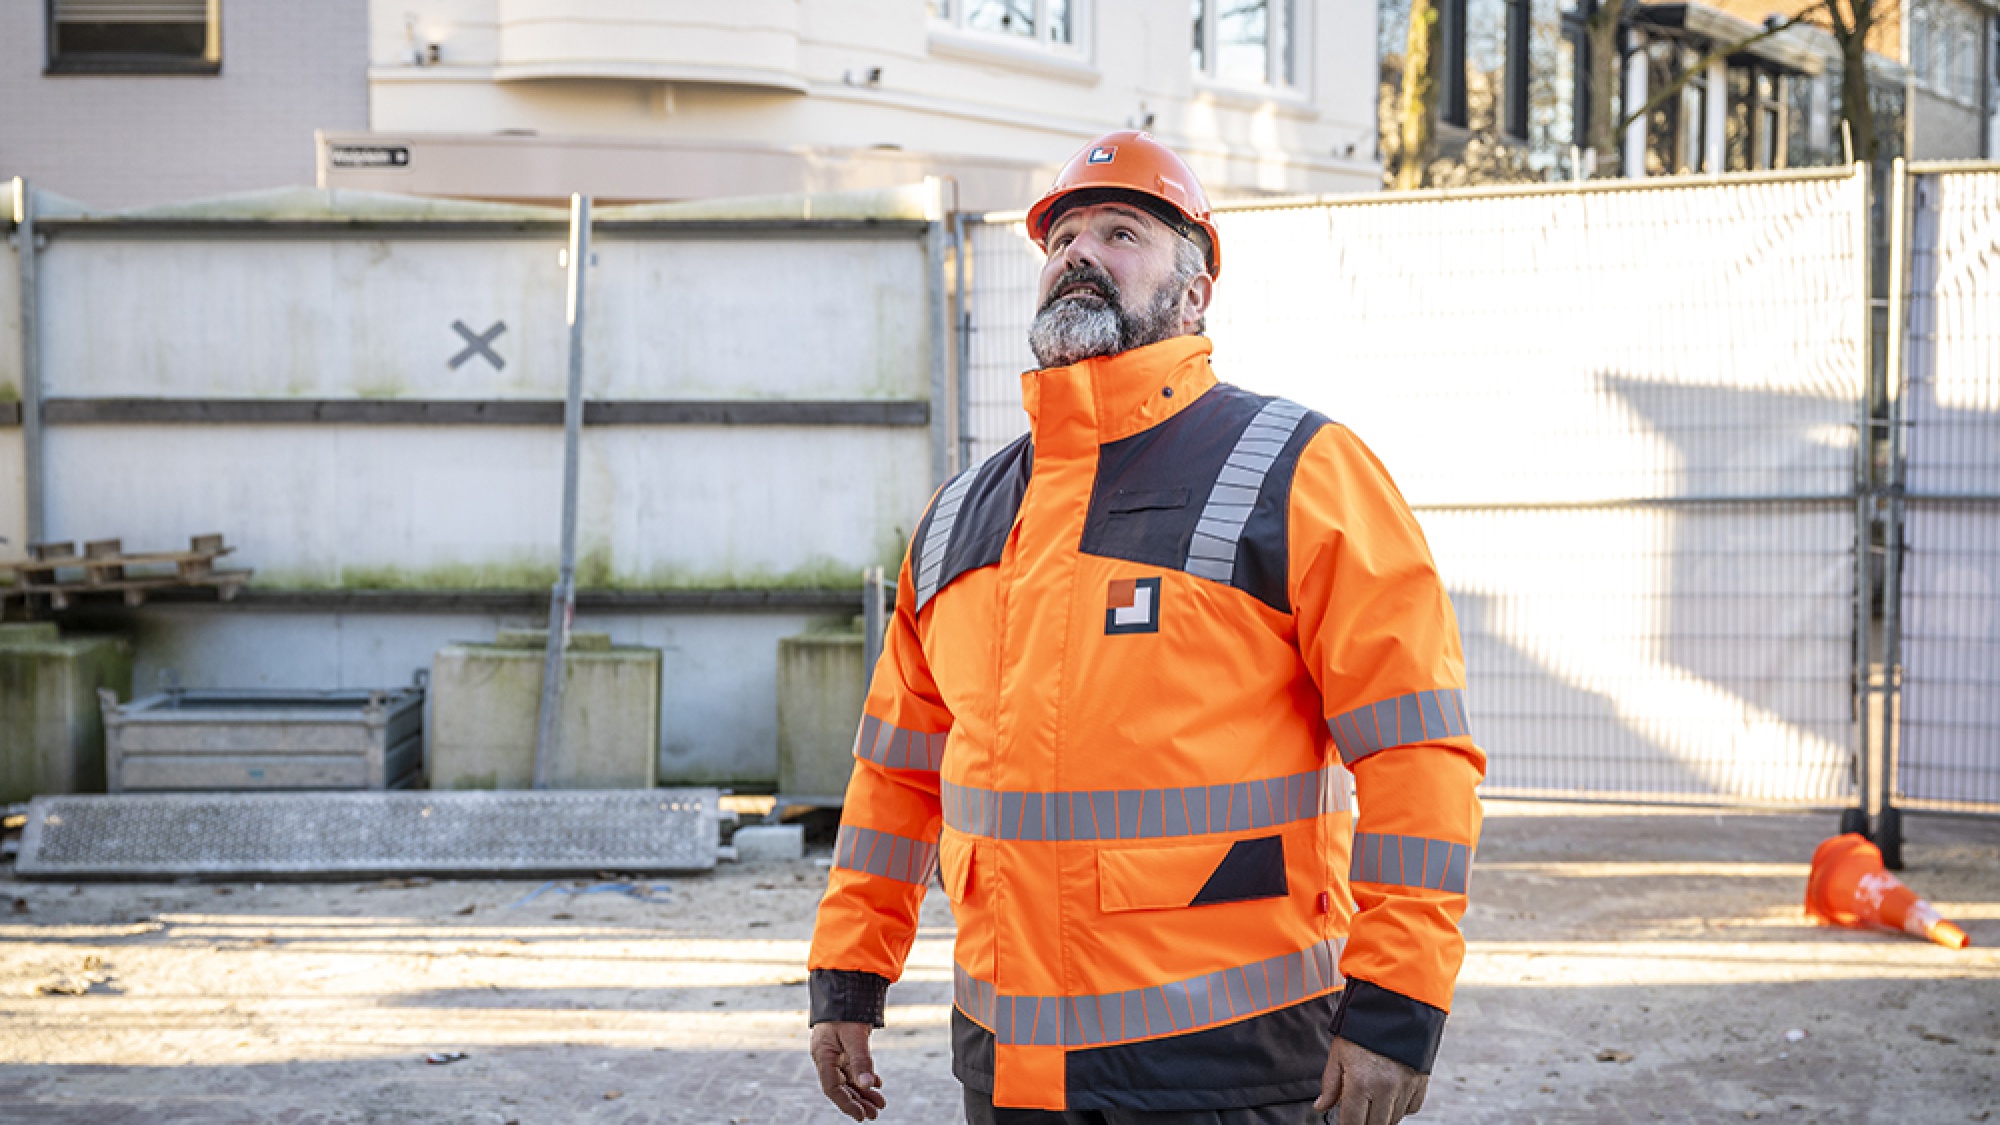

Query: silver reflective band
[[1351, 832, 1472, 895], [852, 714, 948, 774], [1184, 397, 1310, 584], [833, 825, 939, 885], [954, 937, 1345, 1047], [1326, 688, 1471, 766], [914, 468, 978, 613], [941, 765, 1352, 842]]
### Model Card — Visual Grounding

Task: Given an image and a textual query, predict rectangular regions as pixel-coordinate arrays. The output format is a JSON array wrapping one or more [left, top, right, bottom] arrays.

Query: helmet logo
[[1086, 146, 1117, 165]]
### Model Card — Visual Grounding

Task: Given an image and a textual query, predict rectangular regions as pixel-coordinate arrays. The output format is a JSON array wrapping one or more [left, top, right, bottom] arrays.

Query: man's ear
[[1181, 273, 1214, 333]]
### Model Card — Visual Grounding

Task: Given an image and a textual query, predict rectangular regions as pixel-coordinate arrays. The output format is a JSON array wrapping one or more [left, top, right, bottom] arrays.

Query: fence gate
[[1887, 161, 2000, 818], [963, 169, 1875, 807]]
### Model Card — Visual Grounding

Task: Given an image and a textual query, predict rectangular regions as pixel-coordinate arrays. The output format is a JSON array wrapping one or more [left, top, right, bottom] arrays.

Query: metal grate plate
[[14, 789, 718, 880]]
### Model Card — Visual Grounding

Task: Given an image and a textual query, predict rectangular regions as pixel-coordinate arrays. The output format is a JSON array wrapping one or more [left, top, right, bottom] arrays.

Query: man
[[807, 131, 1484, 1125]]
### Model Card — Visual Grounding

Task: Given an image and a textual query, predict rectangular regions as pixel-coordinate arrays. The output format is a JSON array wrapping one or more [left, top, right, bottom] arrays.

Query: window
[[1644, 40, 1711, 175], [1910, 0, 1983, 105], [934, 0, 1078, 51], [1442, 0, 1533, 136], [1754, 71, 1785, 170], [46, 0, 219, 75], [1190, 0, 1299, 89]]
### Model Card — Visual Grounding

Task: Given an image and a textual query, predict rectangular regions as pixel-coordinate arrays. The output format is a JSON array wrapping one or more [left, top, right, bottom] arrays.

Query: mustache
[[1040, 264, 1122, 312]]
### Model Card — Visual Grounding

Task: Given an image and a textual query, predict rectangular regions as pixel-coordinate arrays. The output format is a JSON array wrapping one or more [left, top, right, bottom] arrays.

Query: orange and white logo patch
[[1105, 576, 1161, 635]]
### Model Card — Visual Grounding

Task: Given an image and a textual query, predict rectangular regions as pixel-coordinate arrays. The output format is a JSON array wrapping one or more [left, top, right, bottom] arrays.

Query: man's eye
[[1114, 228, 1137, 242]]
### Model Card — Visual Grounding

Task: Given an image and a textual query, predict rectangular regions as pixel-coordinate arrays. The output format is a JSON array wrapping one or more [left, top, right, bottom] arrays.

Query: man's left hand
[[1313, 1037, 1427, 1125]]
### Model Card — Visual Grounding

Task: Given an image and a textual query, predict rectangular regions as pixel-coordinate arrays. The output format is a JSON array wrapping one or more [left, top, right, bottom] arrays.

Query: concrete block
[[1, 625, 133, 803], [776, 629, 865, 801], [731, 823, 804, 862], [430, 631, 661, 790]]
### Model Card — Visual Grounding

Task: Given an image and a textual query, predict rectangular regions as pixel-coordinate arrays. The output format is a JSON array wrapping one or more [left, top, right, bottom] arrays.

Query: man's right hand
[[810, 1021, 887, 1121]]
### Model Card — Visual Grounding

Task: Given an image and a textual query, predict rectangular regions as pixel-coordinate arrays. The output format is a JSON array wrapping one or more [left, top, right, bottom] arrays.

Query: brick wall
[[0, 2, 368, 210]]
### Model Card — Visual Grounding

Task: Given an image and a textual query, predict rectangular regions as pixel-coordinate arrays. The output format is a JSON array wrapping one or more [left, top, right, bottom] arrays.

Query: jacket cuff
[[809, 969, 890, 1028], [1331, 978, 1447, 1074]]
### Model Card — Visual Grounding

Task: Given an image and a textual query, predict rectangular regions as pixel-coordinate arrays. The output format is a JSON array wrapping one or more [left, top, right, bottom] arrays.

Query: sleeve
[[1287, 424, 1486, 1074], [805, 534, 953, 1027]]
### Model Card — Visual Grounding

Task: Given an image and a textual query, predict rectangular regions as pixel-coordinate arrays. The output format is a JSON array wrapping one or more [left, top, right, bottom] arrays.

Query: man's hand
[[1314, 1037, 1428, 1125], [810, 1020, 887, 1121]]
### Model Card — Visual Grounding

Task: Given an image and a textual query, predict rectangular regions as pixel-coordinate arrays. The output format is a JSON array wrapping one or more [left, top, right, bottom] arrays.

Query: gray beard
[[1028, 279, 1185, 369]]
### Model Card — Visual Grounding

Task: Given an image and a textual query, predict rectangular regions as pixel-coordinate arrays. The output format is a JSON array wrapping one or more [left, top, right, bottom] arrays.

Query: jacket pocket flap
[[1097, 841, 1237, 912], [1108, 488, 1190, 513], [1098, 836, 1290, 912], [939, 833, 974, 903]]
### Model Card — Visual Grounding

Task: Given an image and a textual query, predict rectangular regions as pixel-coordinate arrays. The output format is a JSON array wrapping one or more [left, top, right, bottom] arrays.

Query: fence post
[[535, 193, 591, 790], [1844, 161, 1876, 839], [11, 178, 44, 548], [1874, 159, 1913, 868], [862, 565, 886, 695], [927, 206, 954, 484], [953, 211, 975, 474]]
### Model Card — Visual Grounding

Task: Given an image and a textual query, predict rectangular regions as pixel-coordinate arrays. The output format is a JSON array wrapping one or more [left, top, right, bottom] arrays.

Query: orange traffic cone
[[1805, 834, 1969, 949]]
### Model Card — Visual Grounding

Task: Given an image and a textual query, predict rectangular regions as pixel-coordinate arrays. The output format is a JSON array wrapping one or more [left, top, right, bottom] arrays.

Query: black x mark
[[449, 319, 507, 370]]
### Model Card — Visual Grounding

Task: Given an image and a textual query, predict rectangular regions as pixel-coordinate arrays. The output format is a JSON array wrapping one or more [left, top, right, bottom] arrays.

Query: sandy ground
[[1, 802, 1996, 1124]]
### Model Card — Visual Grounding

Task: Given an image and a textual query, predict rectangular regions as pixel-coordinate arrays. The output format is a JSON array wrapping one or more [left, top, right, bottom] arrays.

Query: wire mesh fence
[[961, 169, 1872, 806], [1890, 165, 2000, 814], [962, 218, 1040, 465]]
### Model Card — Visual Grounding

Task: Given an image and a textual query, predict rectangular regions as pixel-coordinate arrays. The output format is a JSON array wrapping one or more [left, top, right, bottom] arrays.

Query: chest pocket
[[1108, 488, 1190, 515]]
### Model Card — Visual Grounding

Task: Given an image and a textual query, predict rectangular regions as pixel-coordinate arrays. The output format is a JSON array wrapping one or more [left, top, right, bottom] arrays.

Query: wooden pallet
[[4, 534, 254, 608]]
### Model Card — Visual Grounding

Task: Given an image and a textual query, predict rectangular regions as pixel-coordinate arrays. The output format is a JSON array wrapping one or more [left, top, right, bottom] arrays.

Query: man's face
[[1028, 202, 1208, 369]]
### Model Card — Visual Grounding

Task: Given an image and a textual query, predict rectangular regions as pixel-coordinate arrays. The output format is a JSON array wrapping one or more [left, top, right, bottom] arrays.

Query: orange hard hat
[[1025, 131, 1222, 279]]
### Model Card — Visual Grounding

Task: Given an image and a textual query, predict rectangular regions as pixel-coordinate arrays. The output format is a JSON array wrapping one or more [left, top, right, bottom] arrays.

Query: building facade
[[327, 0, 1382, 209], [1907, 0, 2000, 159], [1379, 0, 1997, 186], [3, 2, 1382, 213], [0, 0, 369, 210]]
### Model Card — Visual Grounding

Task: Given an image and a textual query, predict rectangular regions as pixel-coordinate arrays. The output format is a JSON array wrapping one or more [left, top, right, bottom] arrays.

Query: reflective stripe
[[914, 469, 978, 613], [941, 765, 1352, 842], [1349, 832, 1472, 895], [1184, 397, 1309, 584], [954, 937, 1345, 1047], [1326, 688, 1472, 765], [852, 714, 948, 774], [832, 825, 939, 885]]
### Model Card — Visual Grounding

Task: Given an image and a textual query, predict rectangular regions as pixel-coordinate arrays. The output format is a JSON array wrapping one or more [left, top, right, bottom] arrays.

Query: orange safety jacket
[[808, 334, 1485, 1113]]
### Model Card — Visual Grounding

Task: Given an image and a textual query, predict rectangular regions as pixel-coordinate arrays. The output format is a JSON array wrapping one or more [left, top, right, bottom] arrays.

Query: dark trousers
[[964, 1088, 1324, 1125]]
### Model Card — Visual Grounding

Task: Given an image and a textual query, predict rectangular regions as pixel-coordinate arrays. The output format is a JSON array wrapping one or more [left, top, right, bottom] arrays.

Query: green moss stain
[[0, 383, 19, 404], [334, 561, 561, 592], [255, 548, 904, 594]]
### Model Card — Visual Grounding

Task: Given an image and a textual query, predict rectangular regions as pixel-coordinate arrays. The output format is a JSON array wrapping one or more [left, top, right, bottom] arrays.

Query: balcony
[[494, 0, 806, 93]]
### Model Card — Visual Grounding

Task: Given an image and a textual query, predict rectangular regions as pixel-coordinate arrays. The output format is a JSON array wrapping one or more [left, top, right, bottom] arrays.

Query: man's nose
[[1057, 232, 1099, 271]]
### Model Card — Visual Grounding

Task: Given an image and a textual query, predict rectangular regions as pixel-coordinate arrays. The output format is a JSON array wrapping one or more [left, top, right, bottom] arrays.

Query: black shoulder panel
[[1080, 384, 1326, 614], [910, 434, 1033, 614], [1230, 409, 1325, 612]]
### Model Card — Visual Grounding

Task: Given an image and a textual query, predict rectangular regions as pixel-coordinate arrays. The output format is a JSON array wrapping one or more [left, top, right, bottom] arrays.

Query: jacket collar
[[1020, 335, 1218, 459]]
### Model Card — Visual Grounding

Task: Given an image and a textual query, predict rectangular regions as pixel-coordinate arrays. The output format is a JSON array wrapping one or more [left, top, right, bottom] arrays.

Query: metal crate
[[102, 686, 424, 792]]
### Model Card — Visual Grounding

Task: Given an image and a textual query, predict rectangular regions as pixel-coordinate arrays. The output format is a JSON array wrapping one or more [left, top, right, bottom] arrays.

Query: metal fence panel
[[25, 224, 934, 589], [1894, 165, 2000, 813], [964, 171, 1870, 805], [963, 219, 1039, 464]]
